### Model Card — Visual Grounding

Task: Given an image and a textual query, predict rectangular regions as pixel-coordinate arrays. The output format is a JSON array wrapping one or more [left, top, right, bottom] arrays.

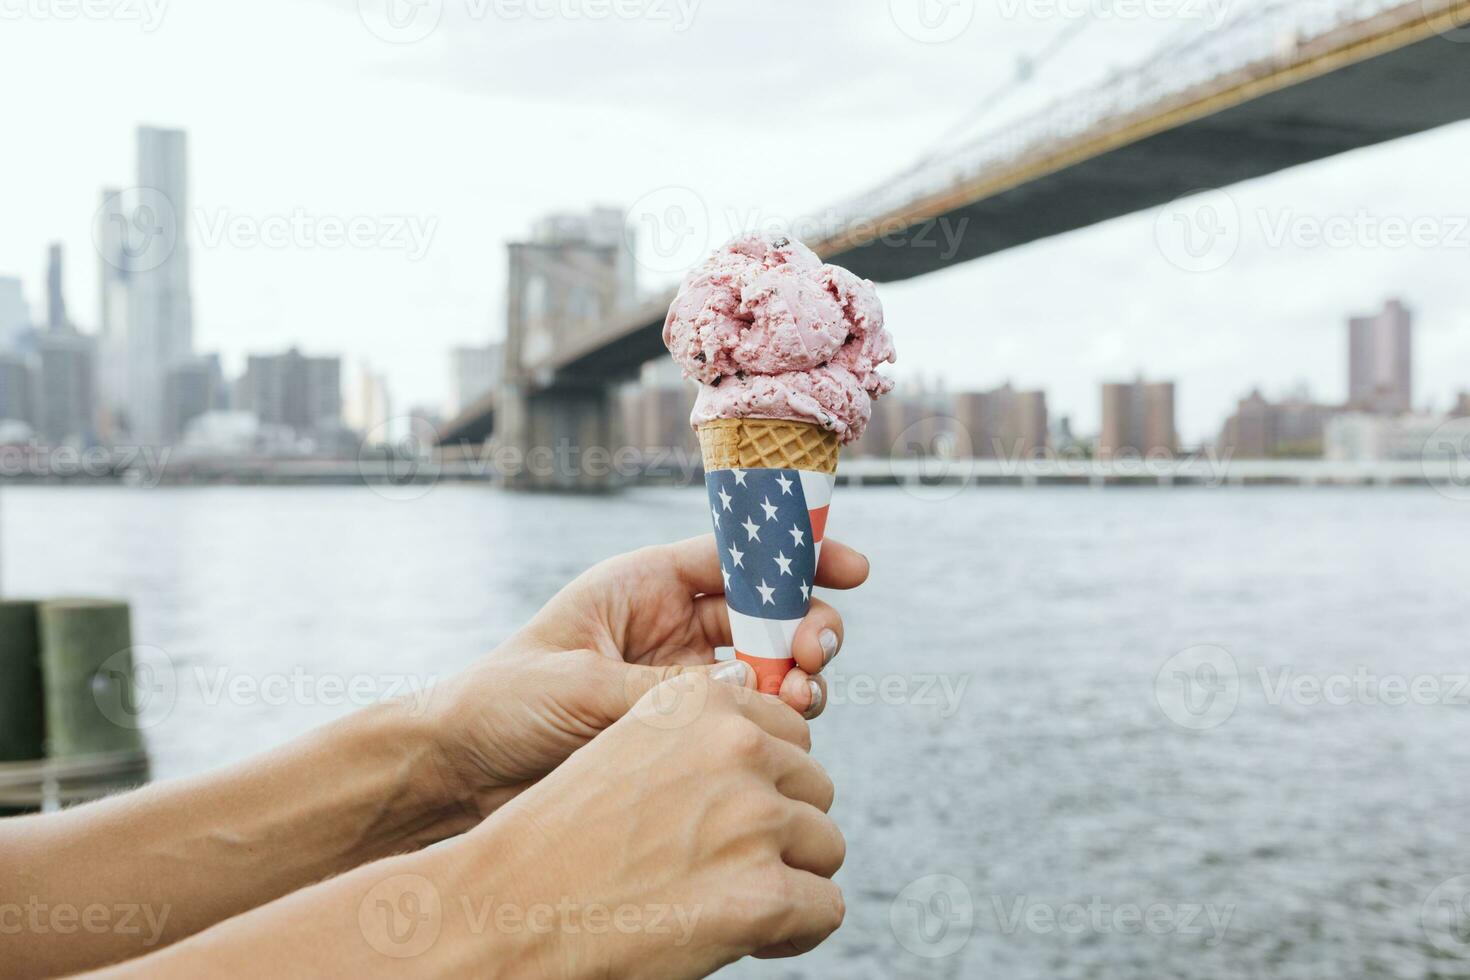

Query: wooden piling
[[38, 600, 149, 795], [0, 600, 44, 816]]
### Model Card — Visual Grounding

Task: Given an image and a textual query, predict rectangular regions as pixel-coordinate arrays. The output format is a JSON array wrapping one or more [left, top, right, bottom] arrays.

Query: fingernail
[[711, 661, 752, 687], [803, 681, 825, 720], [819, 629, 840, 665]]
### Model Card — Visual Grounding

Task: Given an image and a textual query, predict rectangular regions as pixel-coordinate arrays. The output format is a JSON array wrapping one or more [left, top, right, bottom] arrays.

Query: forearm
[[0, 701, 478, 977], [84, 818, 545, 979]]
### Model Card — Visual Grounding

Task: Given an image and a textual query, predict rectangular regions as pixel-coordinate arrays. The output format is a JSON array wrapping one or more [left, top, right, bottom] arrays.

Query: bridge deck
[[440, 0, 1470, 447]]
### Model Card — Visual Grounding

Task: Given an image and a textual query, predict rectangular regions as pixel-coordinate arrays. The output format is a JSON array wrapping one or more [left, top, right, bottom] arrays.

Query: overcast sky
[[2, 0, 1467, 442]]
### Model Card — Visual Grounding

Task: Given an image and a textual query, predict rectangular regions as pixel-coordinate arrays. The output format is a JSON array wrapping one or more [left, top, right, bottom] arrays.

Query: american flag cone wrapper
[[699, 418, 839, 696]]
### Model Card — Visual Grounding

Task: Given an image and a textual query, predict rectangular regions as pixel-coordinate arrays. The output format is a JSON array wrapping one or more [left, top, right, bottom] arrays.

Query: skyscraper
[[38, 330, 96, 445], [127, 125, 194, 443], [96, 187, 132, 433], [45, 243, 68, 330], [0, 276, 29, 351], [0, 353, 37, 429], [1348, 299, 1412, 415], [1100, 377, 1177, 458], [36, 245, 96, 444]]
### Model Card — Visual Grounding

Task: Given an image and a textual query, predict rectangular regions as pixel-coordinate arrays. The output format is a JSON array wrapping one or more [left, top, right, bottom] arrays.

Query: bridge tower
[[499, 210, 638, 491]]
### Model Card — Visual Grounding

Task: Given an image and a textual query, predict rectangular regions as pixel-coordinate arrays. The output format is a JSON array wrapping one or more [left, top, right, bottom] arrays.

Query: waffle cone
[[698, 418, 840, 474]]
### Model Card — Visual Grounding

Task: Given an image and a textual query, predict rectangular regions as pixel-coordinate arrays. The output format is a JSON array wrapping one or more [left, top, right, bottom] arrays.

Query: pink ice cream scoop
[[662, 235, 896, 443]]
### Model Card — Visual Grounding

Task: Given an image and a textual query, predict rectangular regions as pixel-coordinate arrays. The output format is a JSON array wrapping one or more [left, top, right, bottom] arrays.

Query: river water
[[6, 484, 1470, 978]]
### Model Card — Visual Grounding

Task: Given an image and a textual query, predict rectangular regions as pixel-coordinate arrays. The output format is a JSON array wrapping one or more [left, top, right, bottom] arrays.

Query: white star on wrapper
[[799, 581, 810, 601], [756, 580, 775, 605], [774, 552, 793, 576], [789, 525, 805, 548], [717, 488, 732, 512], [760, 497, 779, 522], [728, 544, 744, 568], [742, 517, 761, 542], [732, 469, 747, 487], [722, 567, 731, 589], [776, 473, 793, 495], [711, 506, 720, 528]]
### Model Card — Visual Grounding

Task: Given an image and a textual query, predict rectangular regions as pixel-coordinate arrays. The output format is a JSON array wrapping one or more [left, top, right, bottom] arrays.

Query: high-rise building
[[1218, 389, 1338, 459], [1348, 299, 1412, 415], [345, 362, 392, 441], [1454, 392, 1470, 418], [127, 125, 194, 443], [96, 187, 133, 433], [237, 348, 342, 439], [449, 343, 503, 416], [952, 383, 1048, 459], [45, 243, 68, 330], [0, 352, 37, 428], [163, 354, 227, 442], [1100, 377, 1177, 457], [37, 329, 96, 445], [0, 276, 28, 350]]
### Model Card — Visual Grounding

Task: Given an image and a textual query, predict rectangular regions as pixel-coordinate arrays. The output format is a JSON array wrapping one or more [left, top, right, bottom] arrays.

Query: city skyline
[[2, 2, 1469, 443]]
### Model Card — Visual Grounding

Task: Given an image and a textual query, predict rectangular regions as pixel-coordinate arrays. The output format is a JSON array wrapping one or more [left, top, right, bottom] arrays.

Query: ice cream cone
[[697, 418, 840, 474], [700, 419, 839, 696]]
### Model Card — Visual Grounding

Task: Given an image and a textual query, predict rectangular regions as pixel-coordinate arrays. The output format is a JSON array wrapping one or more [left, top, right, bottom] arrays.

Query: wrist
[[341, 699, 482, 851], [424, 809, 568, 977]]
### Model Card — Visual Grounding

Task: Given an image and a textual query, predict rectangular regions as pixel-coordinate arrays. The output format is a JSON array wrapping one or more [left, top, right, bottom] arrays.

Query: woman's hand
[[425, 535, 869, 816], [450, 670, 847, 977]]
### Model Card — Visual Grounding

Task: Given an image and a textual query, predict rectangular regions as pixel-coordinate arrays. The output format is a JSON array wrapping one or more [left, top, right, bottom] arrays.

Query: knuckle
[[722, 717, 766, 761], [827, 822, 848, 874], [826, 884, 847, 933], [791, 716, 813, 752]]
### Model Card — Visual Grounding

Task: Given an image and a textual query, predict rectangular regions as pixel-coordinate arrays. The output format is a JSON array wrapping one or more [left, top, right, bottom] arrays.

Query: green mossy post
[[0, 600, 45, 816], [39, 600, 149, 794]]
